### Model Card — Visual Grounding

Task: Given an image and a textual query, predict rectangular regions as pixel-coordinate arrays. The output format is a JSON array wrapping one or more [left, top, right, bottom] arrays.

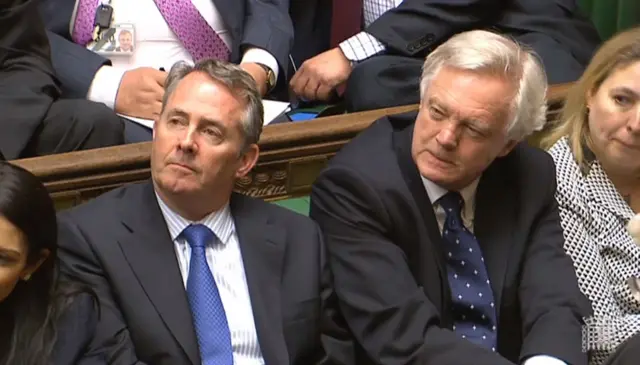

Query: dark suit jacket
[[309, 112, 593, 365], [57, 180, 351, 365], [0, 0, 59, 159], [38, 0, 294, 98], [366, 0, 600, 66], [288, 0, 331, 73], [53, 292, 105, 365]]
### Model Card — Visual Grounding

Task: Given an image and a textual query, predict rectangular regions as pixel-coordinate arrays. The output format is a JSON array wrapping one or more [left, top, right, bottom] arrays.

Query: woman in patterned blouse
[[541, 26, 640, 365]]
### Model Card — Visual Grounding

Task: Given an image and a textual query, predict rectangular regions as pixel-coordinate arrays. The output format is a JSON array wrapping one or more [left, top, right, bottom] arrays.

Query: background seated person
[[310, 30, 592, 365], [0, 161, 101, 365], [39, 0, 293, 142], [1, 0, 124, 160], [56, 59, 352, 364], [542, 26, 640, 365], [291, 0, 601, 111]]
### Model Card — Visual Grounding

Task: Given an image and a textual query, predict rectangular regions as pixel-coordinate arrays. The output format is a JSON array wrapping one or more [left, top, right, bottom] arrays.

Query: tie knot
[[182, 224, 215, 249], [439, 191, 463, 217]]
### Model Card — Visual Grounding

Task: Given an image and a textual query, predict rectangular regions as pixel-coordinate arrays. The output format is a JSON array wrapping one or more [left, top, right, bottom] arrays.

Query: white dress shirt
[[79, 0, 279, 109], [422, 175, 478, 233], [421, 175, 567, 365], [156, 194, 265, 365]]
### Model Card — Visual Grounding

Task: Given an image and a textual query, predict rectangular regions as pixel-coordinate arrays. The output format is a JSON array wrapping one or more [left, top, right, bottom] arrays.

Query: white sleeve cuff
[[86, 65, 128, 110], [523, 355, 568, 365], [240, 47, 280, 81]]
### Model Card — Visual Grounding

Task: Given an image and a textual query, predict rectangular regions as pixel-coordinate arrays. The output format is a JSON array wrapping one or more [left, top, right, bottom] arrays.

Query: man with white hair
[[310, 30, 591, 365]]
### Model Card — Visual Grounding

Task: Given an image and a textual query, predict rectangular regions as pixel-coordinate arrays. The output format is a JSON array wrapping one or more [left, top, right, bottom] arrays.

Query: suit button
[[426, 33, 435, 42]]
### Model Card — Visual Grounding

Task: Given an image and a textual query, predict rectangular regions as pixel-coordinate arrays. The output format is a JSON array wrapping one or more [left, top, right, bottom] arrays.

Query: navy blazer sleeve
[[366, 0, 503, 56], [45, 30, 111, 99], [52, 293, 105, 365], [38, 0, 110, 98], [0, 0, 59, 159], [242, 0, 294, 78]]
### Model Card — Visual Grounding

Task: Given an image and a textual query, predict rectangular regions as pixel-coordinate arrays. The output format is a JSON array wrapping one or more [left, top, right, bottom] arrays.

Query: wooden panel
[[11, 83, 571, 209]]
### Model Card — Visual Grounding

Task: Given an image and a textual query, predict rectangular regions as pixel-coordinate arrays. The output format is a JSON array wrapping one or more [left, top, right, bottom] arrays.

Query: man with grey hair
[[56, 59, 352, 364], [310, 30, 592, 365]]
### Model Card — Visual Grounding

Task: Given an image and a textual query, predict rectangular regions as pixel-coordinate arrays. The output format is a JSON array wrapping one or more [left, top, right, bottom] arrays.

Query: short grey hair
[[162, 59, 264, 146], [420, 30, 548, 140]]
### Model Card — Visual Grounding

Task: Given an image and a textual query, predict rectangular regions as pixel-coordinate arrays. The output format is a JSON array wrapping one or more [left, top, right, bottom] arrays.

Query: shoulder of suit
[[503, 142, 555, 175], [327, 113, 412, 171], [487, 143, 558, 201], [58, 182, 138, 220]]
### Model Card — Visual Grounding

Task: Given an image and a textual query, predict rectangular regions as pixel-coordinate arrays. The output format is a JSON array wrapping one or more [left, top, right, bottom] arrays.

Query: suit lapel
[[231, 194, 288, 365], [116, 181, 201, 365], [474, 156, 516, 317], [392, 116, 451, 325]]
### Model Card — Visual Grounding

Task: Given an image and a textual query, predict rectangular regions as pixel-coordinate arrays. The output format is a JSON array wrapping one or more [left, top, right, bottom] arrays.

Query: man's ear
[[235, 144, 259, 178]]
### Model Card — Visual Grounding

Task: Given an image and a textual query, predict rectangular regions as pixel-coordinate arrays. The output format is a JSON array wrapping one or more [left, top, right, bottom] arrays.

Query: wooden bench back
[[12, 83, 572, 209]]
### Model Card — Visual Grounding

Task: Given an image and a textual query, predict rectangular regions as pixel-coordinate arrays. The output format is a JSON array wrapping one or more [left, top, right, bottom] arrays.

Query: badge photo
[[87, 23, 135, 56]]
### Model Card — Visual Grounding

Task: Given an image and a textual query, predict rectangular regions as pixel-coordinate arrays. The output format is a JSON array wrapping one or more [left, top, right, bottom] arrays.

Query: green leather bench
[[580, 0, 639, 40]]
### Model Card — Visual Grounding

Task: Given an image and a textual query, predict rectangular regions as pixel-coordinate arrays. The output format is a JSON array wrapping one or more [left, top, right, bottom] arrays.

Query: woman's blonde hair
[[541, 26, 640, 170]]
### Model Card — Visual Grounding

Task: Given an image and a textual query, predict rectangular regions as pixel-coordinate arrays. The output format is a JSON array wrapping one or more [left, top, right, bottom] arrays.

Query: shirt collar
[[421, 175, 480, 211], [155, 192, 235, 245]]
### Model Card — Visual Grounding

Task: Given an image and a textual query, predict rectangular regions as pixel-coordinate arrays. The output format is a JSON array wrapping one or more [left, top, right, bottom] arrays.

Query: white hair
[[419, 30, 548, 141]]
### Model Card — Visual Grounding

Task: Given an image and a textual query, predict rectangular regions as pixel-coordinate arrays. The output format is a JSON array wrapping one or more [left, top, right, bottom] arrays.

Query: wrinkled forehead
[[425, 69, 515, 125]]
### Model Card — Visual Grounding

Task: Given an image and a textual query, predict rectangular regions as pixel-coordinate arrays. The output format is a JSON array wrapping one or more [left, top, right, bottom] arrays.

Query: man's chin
[[157, 175, 200, 196], [419, 165, 465, 190]]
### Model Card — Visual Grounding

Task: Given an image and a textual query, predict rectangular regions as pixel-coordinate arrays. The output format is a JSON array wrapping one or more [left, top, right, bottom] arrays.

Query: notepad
[[119, 100, 291, 129], [262, 100, 291, 124]]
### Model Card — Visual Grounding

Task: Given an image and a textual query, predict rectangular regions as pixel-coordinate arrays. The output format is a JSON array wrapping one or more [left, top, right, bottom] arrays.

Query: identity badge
[[88, 23, 135, 56]]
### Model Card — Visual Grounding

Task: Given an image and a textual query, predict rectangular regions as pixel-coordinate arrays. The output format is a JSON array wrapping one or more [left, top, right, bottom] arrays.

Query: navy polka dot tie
[[182, 224, 233, 364], [439, 192, 498, 351]]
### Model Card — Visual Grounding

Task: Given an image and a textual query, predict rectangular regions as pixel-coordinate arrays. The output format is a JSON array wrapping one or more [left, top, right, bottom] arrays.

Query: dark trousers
[[122, 118, 153, 144], [21, 99, 125, 157], [345, 32, 588, 112]]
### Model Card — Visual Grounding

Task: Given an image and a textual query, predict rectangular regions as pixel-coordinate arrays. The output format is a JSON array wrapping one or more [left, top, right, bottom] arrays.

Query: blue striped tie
[[182, 224, 233, 365]]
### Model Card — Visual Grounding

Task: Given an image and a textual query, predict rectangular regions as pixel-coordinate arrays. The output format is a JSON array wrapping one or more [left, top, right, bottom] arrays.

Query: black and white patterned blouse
[[549, 137, 640, 364]]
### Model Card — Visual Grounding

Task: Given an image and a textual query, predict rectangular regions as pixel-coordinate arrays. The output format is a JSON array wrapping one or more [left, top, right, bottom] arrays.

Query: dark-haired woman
[[0, 161, 102, 364]]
